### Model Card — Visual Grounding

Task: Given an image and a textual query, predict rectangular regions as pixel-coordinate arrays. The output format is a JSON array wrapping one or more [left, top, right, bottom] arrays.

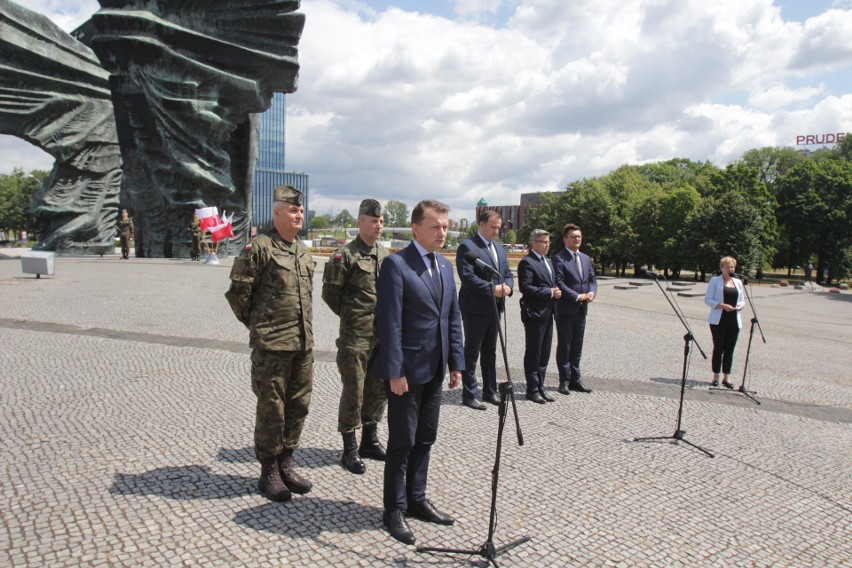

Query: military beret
[[359, 199, 382, 218], [273, 184, 303, 206]]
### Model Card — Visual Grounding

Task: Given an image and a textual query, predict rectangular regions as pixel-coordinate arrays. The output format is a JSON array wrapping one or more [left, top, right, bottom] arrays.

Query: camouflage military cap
[[358, 199, 382, 218], [273, 184, 303, 206]]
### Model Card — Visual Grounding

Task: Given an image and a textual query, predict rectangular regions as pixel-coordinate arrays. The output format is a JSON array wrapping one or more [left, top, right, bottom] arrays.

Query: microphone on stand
[[466, 250, 499, 275], [733, 272, 749, 285]]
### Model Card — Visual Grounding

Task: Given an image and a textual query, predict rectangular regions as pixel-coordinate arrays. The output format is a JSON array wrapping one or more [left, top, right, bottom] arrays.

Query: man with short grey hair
[[225, 184, 315, 502], [518, 229, 561, 403]]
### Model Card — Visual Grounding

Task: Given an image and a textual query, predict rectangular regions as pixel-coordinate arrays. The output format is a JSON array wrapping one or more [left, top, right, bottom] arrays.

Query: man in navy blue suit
[[518, 229, 562, 403], [553, 223, 597, 395], [455, 210, 514, 410], [371, 199, 465, 545]]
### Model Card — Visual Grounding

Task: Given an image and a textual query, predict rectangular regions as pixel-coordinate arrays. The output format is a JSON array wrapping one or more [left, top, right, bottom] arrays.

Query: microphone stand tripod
[[709, 277, 766, 405], [417, 262, 529, 567], [633, 273, 714, 458]]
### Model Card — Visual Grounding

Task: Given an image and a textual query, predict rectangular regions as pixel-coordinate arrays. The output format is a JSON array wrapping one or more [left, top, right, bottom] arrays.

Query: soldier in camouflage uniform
[[322, 199, 390, 474], [116, 209, 134, 259], [189, 212, 203, 261], [225, 185, 315, 503]]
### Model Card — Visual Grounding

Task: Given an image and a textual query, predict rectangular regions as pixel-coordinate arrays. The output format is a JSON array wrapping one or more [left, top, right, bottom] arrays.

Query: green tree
[[384, 199, 409, 226], [334, 209, 354, 228], [708, 162, 778, 270], [838, 134, 852, 161], [0, 169, 43, 242], [740, 146, 805, 195], [684, 192, 764, 280], [658, 186, 702, 277], [522, 179, 615, 269], [775, 159, 852, 283], [601, 166, 657, 275], [310, 214, 330, 230]]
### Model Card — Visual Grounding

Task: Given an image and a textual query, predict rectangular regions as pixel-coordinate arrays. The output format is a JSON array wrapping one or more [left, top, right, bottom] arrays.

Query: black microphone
[[466, 250, 499, 274], [733, 272, 748, 284]]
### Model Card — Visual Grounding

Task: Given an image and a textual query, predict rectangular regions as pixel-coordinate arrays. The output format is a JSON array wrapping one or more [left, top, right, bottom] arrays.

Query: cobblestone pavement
[[1, 249, 850, 567]]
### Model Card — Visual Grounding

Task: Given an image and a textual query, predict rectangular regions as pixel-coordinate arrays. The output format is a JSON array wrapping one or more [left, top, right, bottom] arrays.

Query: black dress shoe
[[527, 392, 546, 404], [407, 499, 455, 526], [383, 510, 415, 545], [463, 398, 487, 410], [484, 394, 501, 406], [568, 381, 592, 393], [540, 391, 555, 402], [558, 383, 571, 395]]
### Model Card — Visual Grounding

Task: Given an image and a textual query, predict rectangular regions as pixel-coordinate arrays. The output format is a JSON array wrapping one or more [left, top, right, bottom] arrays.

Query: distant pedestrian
[[189, 212, 203, 261], [805, 262, 813, 283], [225, 184, 315, 503], [116, 209, 134, 259]]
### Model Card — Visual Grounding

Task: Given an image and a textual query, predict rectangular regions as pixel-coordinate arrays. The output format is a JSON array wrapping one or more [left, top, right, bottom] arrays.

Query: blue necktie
[[426, 252, 441, 293]]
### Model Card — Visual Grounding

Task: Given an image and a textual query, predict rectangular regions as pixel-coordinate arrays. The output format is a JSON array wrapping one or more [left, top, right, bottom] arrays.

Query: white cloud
[[748, 84, 826, 110], [3, 0, 851, 221], [10, 0, 99, 31]]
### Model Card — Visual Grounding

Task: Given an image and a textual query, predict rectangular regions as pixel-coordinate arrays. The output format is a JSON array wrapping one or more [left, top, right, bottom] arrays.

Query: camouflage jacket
[[225, 230, 314, 351], [116, 217, 134, 238], [321, 234, 389, 350]]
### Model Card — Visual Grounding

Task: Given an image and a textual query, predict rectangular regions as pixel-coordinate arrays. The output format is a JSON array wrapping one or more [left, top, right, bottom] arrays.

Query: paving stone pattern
[[0, 250, 850, 567]]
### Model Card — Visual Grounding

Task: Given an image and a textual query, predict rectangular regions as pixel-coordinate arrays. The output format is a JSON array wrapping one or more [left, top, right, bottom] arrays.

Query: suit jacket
[[553, 248, 597, 317], [704, 275, 746, 327], [456, 234, 514, 316], [518, 252, 555, 322], [371, 243, 465, 385]]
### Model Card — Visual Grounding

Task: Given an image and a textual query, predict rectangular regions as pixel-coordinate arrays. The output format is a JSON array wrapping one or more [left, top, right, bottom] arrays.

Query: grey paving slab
[[0, 249, 850, 567]]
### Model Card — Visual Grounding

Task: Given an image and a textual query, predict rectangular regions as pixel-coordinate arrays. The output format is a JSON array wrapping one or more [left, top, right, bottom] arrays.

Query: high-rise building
[[252, 92, 309, 233]]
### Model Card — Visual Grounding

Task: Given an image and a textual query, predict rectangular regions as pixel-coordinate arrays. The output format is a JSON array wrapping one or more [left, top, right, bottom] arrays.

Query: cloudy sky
[[3, 0, 851, 221]]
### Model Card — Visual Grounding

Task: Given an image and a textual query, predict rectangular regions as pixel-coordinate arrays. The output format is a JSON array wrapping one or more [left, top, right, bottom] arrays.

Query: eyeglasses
[[566, 235, 582, 239]]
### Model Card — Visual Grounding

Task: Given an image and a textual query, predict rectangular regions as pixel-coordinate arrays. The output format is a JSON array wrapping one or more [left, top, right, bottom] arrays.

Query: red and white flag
[[195, 206, 221, 231], [209, 210, 234, 243]]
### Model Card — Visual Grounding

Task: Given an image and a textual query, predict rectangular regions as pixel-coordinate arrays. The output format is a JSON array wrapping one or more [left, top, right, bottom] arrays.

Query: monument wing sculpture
[[0, 0, 122, 254], [91, 0, 305, 257]]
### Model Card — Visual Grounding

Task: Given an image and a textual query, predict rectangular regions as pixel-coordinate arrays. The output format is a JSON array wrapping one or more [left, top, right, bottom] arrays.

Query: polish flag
[[195, 206, 221, 231], [209, 210, 234, 243]]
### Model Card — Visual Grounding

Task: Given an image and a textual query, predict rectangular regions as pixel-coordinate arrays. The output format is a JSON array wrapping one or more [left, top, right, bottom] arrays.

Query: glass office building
[[252, 93, 309, 233]]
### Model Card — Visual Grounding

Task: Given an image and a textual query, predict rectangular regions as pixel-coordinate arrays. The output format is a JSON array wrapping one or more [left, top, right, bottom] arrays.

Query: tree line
[[0, 168, 45, 244], [5, 139, 851, 285], [519, 139, 852, 285]]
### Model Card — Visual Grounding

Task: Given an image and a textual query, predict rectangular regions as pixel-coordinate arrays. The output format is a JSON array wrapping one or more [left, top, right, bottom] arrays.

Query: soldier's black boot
[[359, 423, 387, 461], [278, 449, 313, 494], [341, 431, 366, 474], [259, 458, 292, 502]]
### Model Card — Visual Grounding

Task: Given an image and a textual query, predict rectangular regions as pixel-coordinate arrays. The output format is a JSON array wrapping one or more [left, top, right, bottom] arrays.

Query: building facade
[[473, 191, 565, 238], [252, 92, 309, 233]]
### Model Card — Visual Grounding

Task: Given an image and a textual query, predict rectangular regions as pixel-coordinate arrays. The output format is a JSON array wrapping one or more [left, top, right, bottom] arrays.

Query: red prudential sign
[[796, 132, 845, 146]]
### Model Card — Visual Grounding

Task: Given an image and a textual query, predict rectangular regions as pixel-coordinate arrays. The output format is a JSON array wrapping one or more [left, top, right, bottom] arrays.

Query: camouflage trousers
[[251, 348, 313, 461], [336, 347, 387, 433]]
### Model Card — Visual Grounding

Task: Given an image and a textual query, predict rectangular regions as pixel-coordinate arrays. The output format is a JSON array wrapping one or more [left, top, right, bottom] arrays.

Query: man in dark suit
[[371, 199, 465, 546], [518, 229, 562, 403], [553, 223, 597, 395], [455, 210, 514, 409]]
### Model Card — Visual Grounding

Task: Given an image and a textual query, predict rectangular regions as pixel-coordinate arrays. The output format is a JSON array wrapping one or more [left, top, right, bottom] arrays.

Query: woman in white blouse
[[704, 256, 746, 388]]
